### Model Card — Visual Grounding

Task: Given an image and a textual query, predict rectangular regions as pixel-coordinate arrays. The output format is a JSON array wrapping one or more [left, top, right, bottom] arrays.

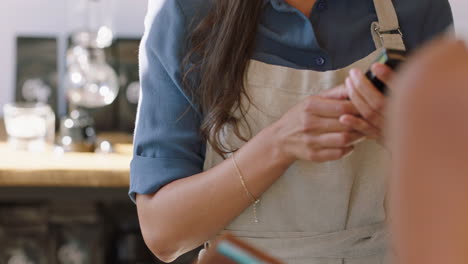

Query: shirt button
[[315, 56, 326, 66], [317, 3, 327, 11], [317, 2, 327, 12], [316, 0, 328, 11]]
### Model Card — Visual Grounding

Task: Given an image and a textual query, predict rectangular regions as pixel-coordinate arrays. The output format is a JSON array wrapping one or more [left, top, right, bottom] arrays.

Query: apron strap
[[371, 0, 406, 51]]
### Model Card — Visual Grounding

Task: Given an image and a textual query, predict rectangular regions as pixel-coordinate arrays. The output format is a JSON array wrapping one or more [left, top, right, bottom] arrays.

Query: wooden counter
[[0, 120, 132, 188]]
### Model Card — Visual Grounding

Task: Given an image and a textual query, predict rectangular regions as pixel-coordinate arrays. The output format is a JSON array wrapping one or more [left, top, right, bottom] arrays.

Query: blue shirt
[[130, 0, 453, 201]]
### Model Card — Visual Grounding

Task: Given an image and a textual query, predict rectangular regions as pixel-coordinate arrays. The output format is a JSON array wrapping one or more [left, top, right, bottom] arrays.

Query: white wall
[[451, 0, 468, 34], [0, 0, 148, 116]]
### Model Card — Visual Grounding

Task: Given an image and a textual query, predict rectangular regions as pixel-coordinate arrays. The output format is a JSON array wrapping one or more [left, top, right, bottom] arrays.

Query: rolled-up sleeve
[[129, 0, 205, 202]]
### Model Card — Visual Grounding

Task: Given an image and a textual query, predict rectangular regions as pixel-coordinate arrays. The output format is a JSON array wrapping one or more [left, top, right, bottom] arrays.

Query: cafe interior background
[[0, 0, 466, 263]]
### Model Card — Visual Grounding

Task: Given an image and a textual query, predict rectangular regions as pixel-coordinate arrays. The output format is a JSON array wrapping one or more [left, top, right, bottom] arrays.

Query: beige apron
[[203, 0, 406, 263]]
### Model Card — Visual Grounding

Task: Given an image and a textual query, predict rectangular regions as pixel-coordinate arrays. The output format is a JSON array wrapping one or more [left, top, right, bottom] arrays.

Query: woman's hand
[[272, 89, 366, 164], [341, 63, 394, 144]]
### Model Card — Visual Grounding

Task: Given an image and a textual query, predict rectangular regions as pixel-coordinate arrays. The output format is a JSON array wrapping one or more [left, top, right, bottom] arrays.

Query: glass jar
[[3, 103, 55, 152]]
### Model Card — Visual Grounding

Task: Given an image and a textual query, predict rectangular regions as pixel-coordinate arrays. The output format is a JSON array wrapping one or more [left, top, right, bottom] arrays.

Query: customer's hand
[[272, 87, 365, 163], [341, 63, 394, 144]]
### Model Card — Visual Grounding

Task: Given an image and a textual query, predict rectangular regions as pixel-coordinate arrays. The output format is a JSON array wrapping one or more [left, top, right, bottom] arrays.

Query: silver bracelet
[[232, 152, 260, 223]]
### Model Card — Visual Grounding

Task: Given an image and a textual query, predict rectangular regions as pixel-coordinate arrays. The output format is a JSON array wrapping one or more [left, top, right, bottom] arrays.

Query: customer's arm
[[389, 37, 468, 264]]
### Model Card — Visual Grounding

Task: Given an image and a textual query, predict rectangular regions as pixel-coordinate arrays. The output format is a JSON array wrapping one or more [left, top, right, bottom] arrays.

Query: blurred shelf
[[0, 119, 132, 188]]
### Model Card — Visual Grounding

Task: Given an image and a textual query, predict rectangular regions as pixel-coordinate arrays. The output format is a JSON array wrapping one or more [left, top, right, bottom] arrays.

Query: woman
[[131, 0, 452, 263], [389, 34, 468, 264]]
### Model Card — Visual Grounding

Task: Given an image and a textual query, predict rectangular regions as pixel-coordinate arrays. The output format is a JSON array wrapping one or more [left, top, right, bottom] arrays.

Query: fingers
[[318, 118, 352, 133], [346, 72, 385, 129], [339, 114, 381, 140], [371, 63, 393, 84], [319, 85, 349, 100], [307, 147, 355, 162], [315, 132, 364, 148], [304, 131, 363, 148], [303, 116, 353, 133], [304, 96, 359, 118], [349, 69, 386, 112]]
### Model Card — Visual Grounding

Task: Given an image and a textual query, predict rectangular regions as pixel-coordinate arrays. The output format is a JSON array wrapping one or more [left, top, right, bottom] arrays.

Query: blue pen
[[217, 241, 266, 264]]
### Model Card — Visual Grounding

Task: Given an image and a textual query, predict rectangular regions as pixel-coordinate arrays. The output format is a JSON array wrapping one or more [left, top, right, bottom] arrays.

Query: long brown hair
[[183, 1, 263, 156]]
